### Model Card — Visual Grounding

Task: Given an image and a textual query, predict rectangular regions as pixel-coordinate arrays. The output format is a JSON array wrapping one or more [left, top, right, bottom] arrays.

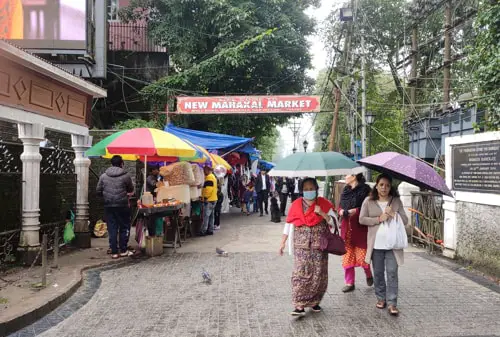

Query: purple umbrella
[[357, 152, 453, 197]]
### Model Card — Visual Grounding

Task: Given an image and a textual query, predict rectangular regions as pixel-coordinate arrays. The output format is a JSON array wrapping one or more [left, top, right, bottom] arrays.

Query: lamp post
[[320, 131, 328, 151], [303, 140, 309, 152], [365, 112, 376, 181]]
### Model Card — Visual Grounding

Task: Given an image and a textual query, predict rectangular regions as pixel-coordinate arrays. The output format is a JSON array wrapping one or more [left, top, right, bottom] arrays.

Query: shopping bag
[[385, 213, 408, 250], [63, 221, 75, 244]]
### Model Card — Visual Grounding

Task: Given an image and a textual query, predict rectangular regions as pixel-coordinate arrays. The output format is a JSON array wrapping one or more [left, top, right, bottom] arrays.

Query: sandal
[[376, 300, 386, 309], [388, 305, 399, 316]]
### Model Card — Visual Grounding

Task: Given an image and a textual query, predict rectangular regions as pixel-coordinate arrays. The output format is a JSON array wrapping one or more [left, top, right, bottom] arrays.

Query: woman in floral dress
[[279, 178, 336, 316]]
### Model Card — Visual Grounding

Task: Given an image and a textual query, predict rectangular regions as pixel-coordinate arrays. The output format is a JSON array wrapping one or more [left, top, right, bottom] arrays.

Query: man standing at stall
[[200, 165, 218, 236], [96, 155, 134, 259]]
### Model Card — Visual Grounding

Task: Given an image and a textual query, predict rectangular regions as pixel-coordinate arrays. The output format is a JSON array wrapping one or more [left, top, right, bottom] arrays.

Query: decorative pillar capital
[[71, 134, 93, 153], [18, 123, 45, 143]]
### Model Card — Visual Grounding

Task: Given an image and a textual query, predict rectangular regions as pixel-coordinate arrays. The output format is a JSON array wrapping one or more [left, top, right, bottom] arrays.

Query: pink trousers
[[344, 266, 372, 285]]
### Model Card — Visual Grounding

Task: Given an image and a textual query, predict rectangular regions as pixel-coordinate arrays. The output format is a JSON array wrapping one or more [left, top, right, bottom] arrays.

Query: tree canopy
[[120, 0, 319, 141]]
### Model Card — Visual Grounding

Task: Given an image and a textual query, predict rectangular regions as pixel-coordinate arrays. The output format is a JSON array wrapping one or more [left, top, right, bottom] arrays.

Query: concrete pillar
[[71, 134, 93, 248], [17, 123, 45, 265], [398, 182, 419, 235], [442, 197, 457, 258]]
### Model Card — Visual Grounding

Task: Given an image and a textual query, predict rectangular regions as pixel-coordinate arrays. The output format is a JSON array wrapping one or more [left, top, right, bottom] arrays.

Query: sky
[[275, 0, 335, 160]]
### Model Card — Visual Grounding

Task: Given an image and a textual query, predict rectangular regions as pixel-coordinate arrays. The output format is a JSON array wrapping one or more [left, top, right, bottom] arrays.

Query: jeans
[[253, 198, 258, 212], [202, 202, 216, 234], [258, 190, 269, 215], [344, 266, 372, 285], [215, 196, 223, 227], [372, 249, 399, 306], [105, 207, 131, 254]]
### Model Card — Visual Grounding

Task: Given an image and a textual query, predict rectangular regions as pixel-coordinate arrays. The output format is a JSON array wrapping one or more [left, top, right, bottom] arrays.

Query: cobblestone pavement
[[12, 210, 500, 337]]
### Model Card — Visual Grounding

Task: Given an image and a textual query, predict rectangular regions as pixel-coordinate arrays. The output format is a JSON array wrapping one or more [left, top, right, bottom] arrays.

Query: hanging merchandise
[[161, 162, 195, 186], [214, 164, 227, 179], [192, 164, 204, 186]]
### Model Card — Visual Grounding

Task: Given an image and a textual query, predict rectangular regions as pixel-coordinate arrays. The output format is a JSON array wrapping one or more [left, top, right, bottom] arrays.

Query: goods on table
[[138, 198, 182, 209], [141, 192, 154, 207], [160, 162, 195, 186], [192, 164, 204, 186], [157, 184, 191, 204]]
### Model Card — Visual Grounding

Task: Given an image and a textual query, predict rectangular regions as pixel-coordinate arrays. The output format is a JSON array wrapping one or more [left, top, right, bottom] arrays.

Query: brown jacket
[[359, 197, 409, 266]]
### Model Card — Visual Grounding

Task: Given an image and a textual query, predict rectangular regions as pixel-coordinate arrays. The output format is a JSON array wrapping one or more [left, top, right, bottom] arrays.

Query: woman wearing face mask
[[339, 173, 373, 293], [279, 177, 336, 316], [359, 174, 408, 316]]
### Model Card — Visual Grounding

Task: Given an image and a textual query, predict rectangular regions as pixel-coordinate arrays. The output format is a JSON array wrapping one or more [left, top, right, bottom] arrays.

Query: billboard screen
[[0, 0, 87, 50], [176, 95, 321, 114]]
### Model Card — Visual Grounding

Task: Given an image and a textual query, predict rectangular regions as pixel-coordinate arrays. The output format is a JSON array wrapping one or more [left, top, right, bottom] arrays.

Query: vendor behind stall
[[200, 166, 218, 236], [146, 166, 160, 197]]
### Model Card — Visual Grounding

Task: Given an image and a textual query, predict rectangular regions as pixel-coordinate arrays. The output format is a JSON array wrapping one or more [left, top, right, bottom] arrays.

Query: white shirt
[[374, 201, 389, 250], [294, 179, 300, 194], [261, 174, 267, 190]]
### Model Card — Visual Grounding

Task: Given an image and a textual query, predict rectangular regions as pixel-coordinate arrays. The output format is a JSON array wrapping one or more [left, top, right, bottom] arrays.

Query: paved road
[[13, 209, 500, 337]]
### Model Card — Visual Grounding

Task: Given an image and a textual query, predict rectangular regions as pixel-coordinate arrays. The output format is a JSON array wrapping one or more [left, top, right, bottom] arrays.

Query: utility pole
[[443, 0, 452, 111], [361, 35, 367, 159], [328, 87, 341, 151], [410, 27, 418, 107]]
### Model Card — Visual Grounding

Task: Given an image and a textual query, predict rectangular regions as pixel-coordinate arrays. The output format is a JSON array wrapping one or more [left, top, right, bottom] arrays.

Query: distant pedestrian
[[291, 177, 302, 202], [200, 166, 218, 236], [279, 177, 336, 316], [96, 155, 134, 259], [146, 165, 160, 197], [214, 178, 224, 230], [255, 170, 271, 216], [339, 173, 373, 292], [359, 174, 408, 316]]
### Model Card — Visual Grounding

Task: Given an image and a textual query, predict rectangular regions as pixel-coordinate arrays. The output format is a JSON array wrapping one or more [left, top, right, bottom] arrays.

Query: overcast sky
[[276, 0, 337, 160]]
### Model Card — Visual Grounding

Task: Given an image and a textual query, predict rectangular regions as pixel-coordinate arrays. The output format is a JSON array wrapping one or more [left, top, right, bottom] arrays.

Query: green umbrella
[[268, 152, 365, 178]]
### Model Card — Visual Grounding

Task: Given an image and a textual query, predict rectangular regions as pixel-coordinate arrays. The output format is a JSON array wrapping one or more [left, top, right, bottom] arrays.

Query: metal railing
[[409, 191, 444, 253], [108, 22, 167, 53]]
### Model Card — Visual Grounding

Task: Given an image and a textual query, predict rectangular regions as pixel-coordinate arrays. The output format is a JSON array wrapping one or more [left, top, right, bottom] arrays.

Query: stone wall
[[455, 201, 500, 277]]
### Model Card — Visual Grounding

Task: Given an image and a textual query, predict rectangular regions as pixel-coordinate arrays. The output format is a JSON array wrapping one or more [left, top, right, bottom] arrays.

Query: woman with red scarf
[[279, 177, 335, 316]]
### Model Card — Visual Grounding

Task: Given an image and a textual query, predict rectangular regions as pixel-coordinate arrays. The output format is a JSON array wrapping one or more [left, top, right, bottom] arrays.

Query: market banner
[[175, 95, 321, 114]]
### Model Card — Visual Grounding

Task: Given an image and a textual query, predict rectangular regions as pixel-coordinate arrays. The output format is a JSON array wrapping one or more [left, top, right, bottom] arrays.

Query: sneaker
[[214, 226, 221, 231], [290, 308, 305, 316], [206, 232, 214, 235], [342, 285, 355, 293], [120, 251, 133, 257], [311, 305, 322, 312]]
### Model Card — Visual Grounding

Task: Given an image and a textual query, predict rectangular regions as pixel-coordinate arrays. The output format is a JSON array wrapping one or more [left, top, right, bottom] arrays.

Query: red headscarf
[[286, 197, 333, 227]]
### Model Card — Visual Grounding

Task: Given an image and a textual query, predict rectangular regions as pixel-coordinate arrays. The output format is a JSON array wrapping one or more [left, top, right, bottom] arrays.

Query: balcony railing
[[108, 22, 166, 53]]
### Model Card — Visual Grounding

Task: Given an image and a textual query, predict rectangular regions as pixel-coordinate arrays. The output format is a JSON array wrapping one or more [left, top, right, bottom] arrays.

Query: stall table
[[137, 203, 184, 253]]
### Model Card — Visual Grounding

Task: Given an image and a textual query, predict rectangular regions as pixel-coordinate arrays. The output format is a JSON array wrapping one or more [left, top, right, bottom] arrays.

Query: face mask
[[303, 190, 317, 200]]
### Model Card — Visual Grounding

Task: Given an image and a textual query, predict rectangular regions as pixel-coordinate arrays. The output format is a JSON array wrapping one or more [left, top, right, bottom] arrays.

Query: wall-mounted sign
[[452, 140, 500, 194], [175, 95, 321, 114]]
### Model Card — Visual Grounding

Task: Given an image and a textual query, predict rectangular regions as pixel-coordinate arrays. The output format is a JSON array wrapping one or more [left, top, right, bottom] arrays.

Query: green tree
[[120, 0, 318, 143], [468, 0, 500, 130]]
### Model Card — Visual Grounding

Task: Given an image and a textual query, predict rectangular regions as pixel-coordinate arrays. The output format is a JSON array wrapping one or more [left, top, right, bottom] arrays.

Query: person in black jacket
[[255, 170, 271, 216], [96, 155, 134, 259]]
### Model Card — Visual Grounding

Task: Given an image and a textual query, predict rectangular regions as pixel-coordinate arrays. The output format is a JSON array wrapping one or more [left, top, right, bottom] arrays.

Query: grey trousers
[[372, 249, 398, 306]]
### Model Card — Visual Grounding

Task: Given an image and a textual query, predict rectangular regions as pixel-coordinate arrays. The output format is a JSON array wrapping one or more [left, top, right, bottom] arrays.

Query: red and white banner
[[174, 95, 321, 114]]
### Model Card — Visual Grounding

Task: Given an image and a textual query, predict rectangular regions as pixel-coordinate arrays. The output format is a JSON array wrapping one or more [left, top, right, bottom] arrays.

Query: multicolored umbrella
[[268, 152, 364, 177], [357, 152, 452, 197], [86, 128, 197, 158]]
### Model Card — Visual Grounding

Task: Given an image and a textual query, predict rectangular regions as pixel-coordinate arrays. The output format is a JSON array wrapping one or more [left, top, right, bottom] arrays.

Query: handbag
[[320, 215, 346, 255]]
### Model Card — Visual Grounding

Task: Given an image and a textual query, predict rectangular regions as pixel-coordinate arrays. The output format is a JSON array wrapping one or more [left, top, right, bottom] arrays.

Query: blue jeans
[[372, 249, 399, 306], [202, 202, 216, 234], [105, 207, 131, 254]]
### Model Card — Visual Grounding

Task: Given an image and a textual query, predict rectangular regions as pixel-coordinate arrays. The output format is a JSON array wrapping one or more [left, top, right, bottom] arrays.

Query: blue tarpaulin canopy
[[164, 123, 254, 152], [259, 160, 275, 171]]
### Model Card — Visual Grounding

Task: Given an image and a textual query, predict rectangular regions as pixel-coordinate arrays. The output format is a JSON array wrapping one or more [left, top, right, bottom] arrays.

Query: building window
[[108, 0, 119, 21]]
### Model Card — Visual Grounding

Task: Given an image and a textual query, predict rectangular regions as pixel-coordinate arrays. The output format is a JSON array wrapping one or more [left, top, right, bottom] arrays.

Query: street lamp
[[303, 140, 309, 152], [320, 131, 328, 150], [365, 112, 376, 181], [365, 112, 375, 155]]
